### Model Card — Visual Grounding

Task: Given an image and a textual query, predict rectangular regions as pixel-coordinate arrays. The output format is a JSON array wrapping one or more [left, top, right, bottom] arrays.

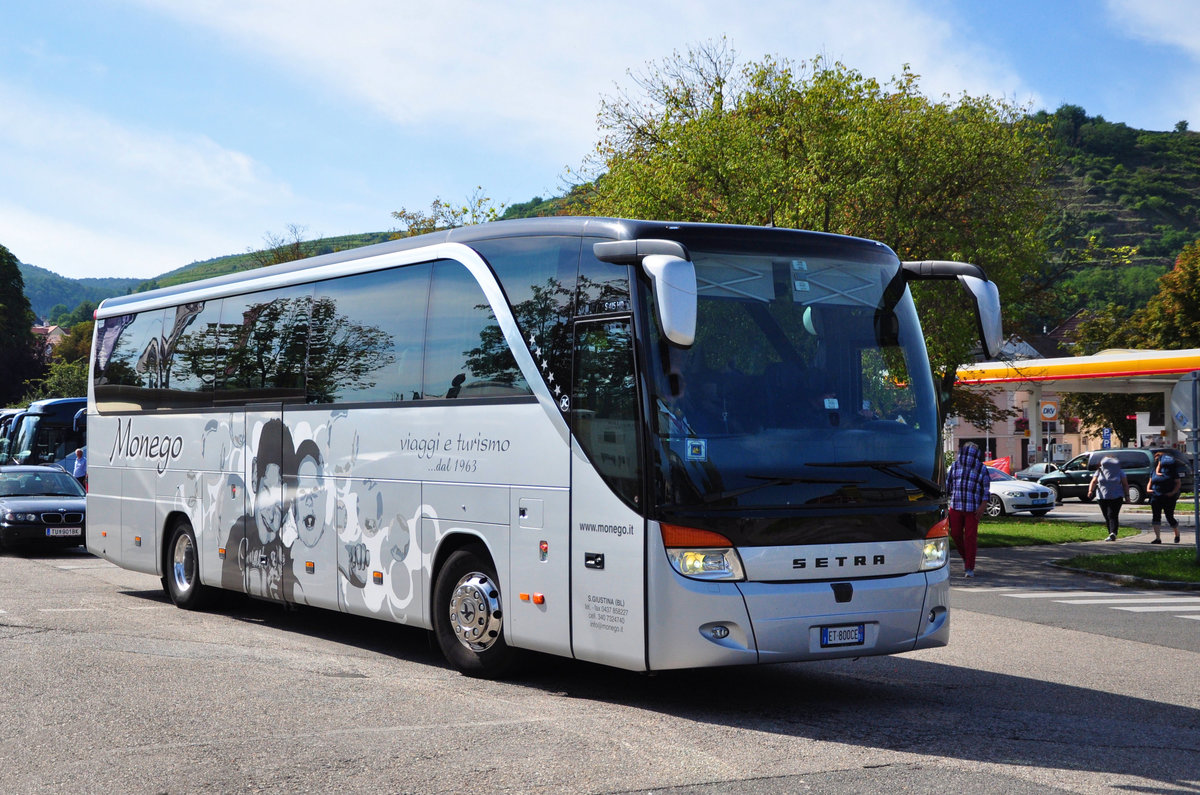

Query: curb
[[1044, 558, 1200, 591]]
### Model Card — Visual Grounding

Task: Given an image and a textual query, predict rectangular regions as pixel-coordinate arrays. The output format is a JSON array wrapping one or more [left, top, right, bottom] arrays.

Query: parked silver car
[[1013, 461, 1059, 483]]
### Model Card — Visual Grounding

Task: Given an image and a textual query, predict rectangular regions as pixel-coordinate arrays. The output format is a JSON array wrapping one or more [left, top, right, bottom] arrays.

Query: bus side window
[[423, 262, 530, 399], [309, 263, 429, 404], [93, 309, 165, 412]]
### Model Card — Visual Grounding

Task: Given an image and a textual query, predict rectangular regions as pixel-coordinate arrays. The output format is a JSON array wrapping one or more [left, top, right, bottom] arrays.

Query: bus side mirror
[[901, 260, 1004, 360], [958, 274, 1003, 360], [642, 254, 696, 346]]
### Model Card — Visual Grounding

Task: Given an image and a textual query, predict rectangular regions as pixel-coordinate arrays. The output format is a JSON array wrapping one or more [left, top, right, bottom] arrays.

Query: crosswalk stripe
[[1113, 604, 1200, 612], [1000, 591, 1126, 599], [1182, 615, 1200, 621], [1057, 597, 1200, 605]]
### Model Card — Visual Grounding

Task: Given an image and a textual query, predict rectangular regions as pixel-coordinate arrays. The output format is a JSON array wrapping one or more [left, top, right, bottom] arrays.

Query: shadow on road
[[119, 584, 1200, 791]]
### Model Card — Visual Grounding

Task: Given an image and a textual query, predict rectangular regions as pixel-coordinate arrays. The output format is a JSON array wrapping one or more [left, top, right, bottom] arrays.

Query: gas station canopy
[[957, 348, 1200, 394], [956, 348, 1200, 453]]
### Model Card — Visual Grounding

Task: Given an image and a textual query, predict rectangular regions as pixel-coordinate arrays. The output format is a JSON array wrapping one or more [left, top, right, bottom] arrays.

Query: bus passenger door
[[569, 318, 648, 671]]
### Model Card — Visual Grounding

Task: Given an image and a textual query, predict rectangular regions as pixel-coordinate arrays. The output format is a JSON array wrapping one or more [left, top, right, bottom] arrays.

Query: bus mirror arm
[[593, 239, 689, 264], [901, 260, 1003, 360], [642, 254, 697, 347], [593, 240, 697, 347]]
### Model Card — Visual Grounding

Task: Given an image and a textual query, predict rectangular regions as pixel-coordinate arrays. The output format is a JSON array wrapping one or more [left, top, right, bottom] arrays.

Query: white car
[[984, 466, 1055, 518]]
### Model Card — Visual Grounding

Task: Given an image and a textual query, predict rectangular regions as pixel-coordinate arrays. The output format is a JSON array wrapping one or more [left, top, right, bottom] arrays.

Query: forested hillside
[[131, 230, 394, 292], [1030, 107, 1200, 333], [17, 263, 140, 322]]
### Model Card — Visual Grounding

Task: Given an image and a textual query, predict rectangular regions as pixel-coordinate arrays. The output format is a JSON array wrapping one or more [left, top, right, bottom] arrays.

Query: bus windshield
[[9, 415, 81, 467], [646, 247, 938, 518]]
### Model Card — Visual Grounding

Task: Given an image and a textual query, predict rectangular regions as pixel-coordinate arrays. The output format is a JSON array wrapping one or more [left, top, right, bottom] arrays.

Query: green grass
[[974, 516, 1138, 548], [1057, 548, 1200, 583]]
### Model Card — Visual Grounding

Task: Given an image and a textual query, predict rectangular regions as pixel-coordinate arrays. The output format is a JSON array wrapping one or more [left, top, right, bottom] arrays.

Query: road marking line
[[1181, 615, 1200, 621], [1057, 597, 1200, 605], [1112, 604, 1200, 612], [1002, 591, 1128, 598]]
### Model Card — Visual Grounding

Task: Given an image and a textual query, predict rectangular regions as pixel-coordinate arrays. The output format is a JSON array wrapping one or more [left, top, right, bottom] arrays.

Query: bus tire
[[162, 518, 214, 610], [433, 547, 516, 678]]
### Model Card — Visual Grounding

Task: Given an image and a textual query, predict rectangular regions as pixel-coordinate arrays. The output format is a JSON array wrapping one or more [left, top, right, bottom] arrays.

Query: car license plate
[[820, 624, 865, 647], [46, 527, 81, 537], [1031, 498, 1048, 505]]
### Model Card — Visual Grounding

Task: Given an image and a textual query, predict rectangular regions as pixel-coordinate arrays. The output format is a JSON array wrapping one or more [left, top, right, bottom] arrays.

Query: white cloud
[[0, 81, 293, 278], [1104, 0, 1200, 128], [128, 0, 1038, 165], [3, 1, 1047, 280], [0, 203, 202, 280], [1106, 0, 1200, 59]]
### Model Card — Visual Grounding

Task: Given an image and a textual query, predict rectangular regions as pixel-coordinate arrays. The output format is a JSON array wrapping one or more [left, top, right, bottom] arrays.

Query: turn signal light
[[661, 523, 745, 581]]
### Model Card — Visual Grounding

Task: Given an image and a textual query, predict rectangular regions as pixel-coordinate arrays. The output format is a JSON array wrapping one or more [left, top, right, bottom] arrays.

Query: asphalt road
[[0, 539, 1197, 794]]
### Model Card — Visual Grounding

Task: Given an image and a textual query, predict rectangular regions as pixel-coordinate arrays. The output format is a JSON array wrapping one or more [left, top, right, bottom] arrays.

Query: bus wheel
[[433, 548, 516, 678], [162, 519, 213, 610]]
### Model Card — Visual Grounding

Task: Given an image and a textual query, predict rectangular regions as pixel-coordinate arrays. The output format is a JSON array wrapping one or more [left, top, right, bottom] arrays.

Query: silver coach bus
[[87, 217, 1001, 677]]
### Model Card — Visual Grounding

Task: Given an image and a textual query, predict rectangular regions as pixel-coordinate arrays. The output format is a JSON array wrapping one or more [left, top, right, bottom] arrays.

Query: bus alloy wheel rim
[[172, 534, 194, 594], [448, 572, 502, 651]]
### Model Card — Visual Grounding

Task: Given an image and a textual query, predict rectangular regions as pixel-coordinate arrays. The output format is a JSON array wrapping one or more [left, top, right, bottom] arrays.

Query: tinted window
[[473, 236, 577, 401], [160, 300, 222, 409], [93, 309, 165, 412], [216, 285, 313, 404], [310, 263, 430, 404], [577, 238, 631, 317], [424, 261, 529, 399], [1115, 451, 1149, 470]]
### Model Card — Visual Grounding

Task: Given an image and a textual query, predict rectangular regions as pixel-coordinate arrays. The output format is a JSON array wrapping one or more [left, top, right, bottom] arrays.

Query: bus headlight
[[661, 524, 746, 581], [921, 519, 949, 571]]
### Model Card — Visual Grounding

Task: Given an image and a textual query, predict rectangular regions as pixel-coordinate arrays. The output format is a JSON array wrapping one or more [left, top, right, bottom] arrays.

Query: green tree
[[52, 321, 94, 364], [21, 359, 89, 403], [0, 244, 41, 405], [1140, 238, 1200, 345], [578, 43, 1052, 414], [47, 303, 69, 324], [391, 188, 505, 238]]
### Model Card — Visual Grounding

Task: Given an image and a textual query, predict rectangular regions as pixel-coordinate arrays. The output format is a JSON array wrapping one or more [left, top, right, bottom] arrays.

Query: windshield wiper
[[807, 459, 943, 499], [700, 474, 863, 505]]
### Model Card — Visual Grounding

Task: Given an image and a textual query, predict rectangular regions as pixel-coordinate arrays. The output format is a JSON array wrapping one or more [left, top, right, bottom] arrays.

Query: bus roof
[[95, 217, 895, 318], [22, 397, 87, 415]]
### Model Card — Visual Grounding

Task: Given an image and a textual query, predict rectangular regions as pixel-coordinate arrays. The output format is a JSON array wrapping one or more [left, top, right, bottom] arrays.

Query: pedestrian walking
[[1087, 455, 1128, 541], [945, 441, 989, 578], [1149, 451, 1182, 544]]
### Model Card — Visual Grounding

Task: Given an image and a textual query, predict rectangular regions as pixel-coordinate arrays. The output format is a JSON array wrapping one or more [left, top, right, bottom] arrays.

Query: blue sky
[[2, 0, 1198, 280]]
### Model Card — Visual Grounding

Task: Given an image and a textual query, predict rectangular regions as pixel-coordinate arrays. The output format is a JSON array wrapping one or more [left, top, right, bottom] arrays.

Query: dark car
[[1013, 462, 1060, 482], [0, 466, 87, 550], [1038, 448, 1193, 504]]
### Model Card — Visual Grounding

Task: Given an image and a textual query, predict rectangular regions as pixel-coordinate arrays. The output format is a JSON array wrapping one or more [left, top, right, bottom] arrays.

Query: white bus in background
[[87, 217, 1002, 677]]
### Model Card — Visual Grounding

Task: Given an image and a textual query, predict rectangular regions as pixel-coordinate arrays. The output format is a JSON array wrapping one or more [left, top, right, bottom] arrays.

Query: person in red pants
[[946, 442, 990, 577]]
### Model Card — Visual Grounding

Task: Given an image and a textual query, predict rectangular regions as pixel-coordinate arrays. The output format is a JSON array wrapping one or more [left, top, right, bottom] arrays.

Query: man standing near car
[[72, 448, 87, 490], [946, 441, 990, 578]]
